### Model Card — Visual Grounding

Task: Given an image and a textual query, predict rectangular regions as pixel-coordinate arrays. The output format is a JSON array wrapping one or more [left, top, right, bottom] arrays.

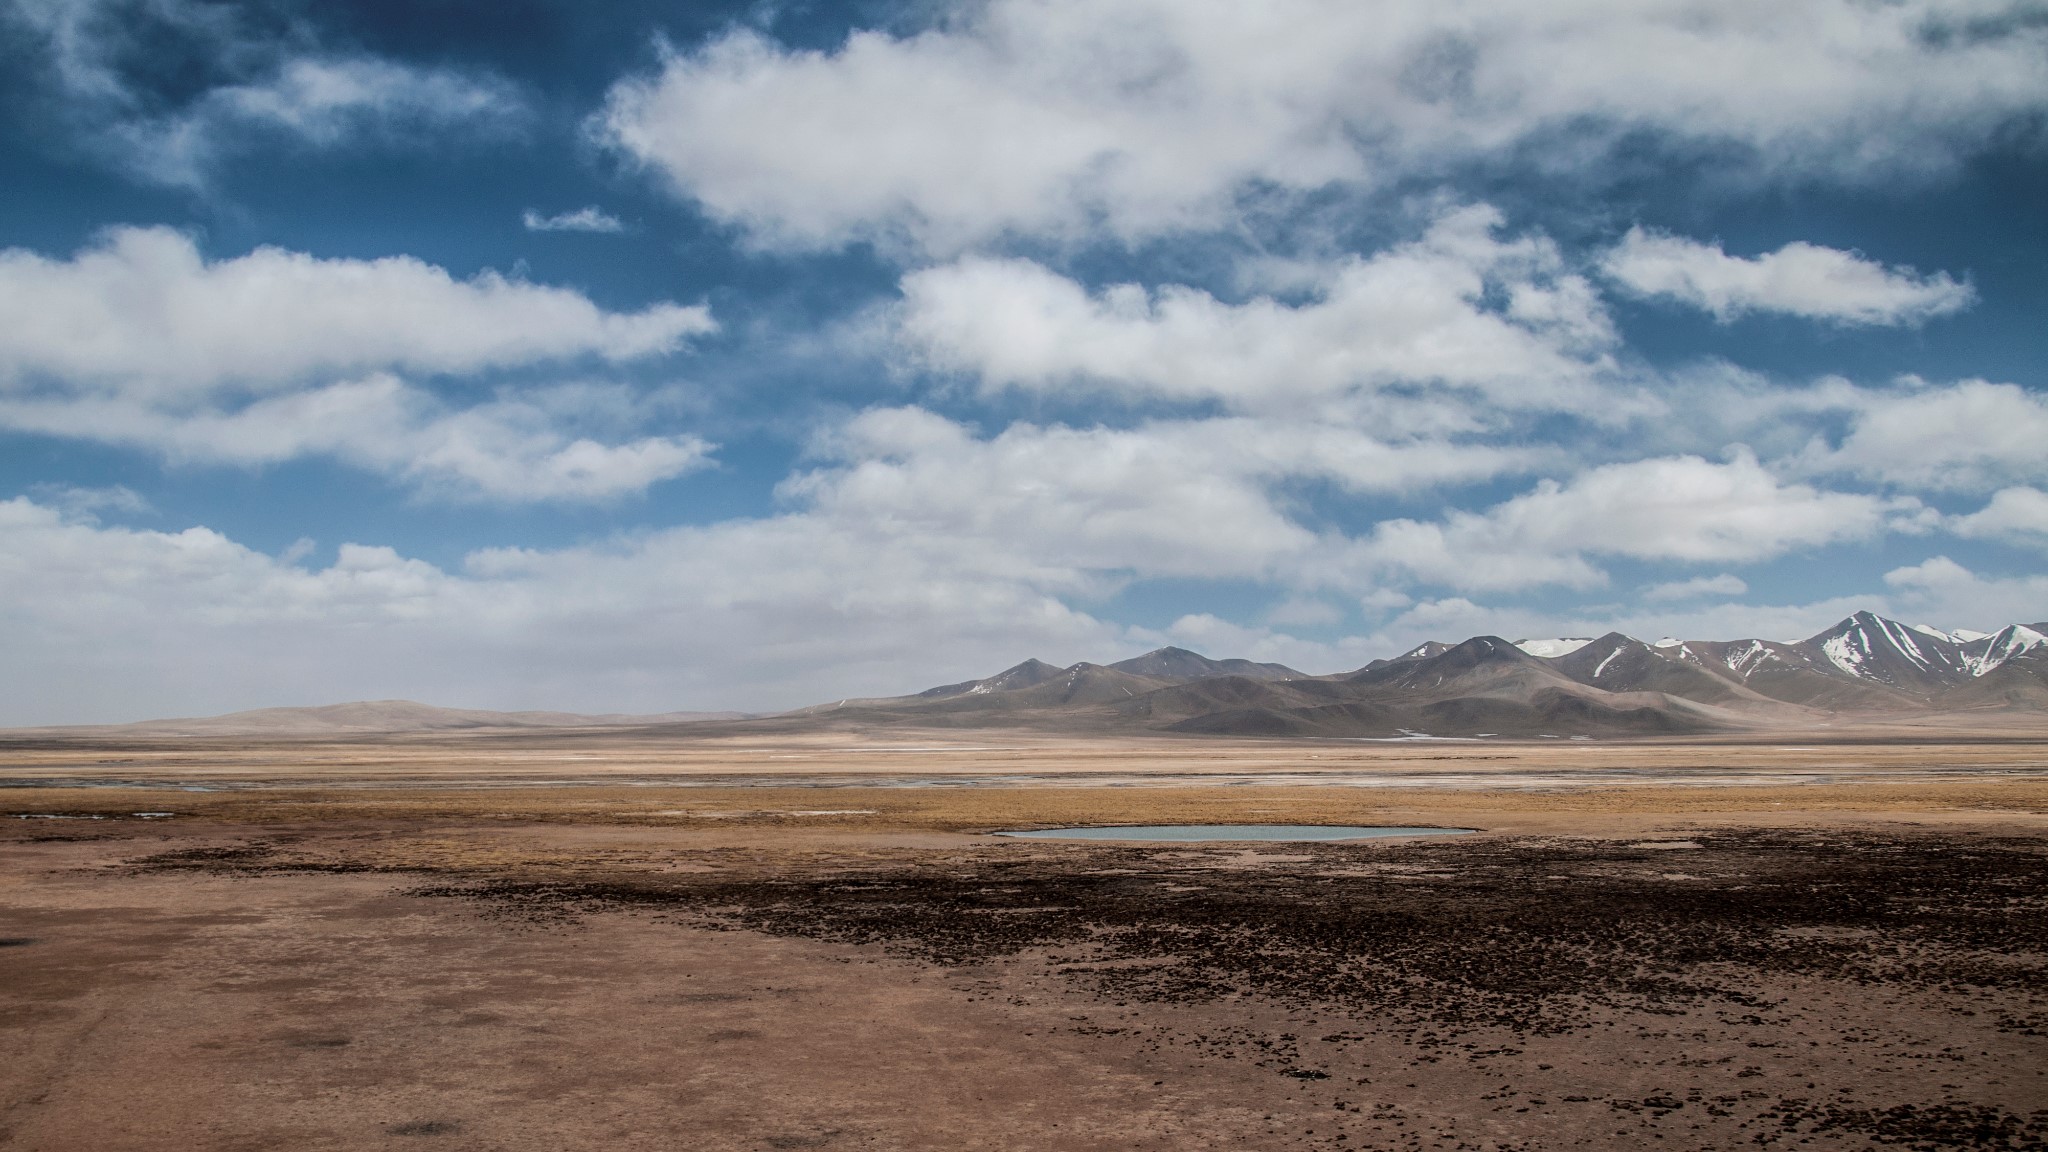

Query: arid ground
[[3, 731, 2045, 1151]]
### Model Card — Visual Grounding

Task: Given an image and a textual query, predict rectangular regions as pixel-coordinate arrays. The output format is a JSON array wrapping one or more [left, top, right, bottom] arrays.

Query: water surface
[[993, 824, 1474, 842]]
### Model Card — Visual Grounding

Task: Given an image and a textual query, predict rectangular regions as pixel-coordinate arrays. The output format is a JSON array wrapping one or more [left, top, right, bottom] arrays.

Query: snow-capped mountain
[[774, 611, 2044, 739], [1541, 611, 2048, 707]]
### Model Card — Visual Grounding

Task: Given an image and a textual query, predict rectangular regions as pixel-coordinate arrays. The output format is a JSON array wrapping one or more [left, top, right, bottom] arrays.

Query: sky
[[1, 0, 2046, 723]]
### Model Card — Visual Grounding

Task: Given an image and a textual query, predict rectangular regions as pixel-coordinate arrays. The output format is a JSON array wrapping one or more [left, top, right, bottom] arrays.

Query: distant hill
[[9, 700, 744, 738], [1105, 646, 1302, 681]]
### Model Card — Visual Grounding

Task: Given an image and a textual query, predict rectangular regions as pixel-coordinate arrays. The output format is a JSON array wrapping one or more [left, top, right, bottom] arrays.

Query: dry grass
[[8, 777, 2047, 833]]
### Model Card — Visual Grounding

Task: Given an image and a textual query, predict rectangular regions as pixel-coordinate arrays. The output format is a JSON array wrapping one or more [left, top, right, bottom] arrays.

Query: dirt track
[[3, 736, 2046, 1150]]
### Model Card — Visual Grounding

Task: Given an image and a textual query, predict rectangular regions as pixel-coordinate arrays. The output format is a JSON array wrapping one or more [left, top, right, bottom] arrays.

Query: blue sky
[[1, 0, 2045, 722]]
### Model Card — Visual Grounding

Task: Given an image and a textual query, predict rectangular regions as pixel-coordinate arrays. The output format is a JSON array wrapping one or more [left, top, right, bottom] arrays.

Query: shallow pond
[[992, 824, 1475, 842]]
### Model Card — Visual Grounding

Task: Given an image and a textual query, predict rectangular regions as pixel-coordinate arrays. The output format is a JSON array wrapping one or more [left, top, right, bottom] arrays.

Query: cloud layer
[[1358, 451, 1910, 592], [898, 206, 1614, 413], [5, 0, 524, 185], [601, 0, 2048, 251], [0, 228, 710, 391], [0, 230, 717, 500], [4, 477, 2035, 725]]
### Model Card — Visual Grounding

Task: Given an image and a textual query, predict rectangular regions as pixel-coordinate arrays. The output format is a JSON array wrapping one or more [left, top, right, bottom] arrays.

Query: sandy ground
[[3, 732, 2045, 1151]]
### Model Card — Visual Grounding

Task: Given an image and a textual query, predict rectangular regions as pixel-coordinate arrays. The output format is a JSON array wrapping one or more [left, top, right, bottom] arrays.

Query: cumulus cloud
[[1357, 450, 1910, 591], [598, 0, 2048, 251], [787, 406, 1526, 582], [0, 228, 712, 394], [1642, 573, 1749, 601], [0, 231, 717, 501], [524, 206, 626, 233], [1797, 379, 2048, 492], [1882, 556, 2048, 631], [1952, 487, 2048, 549], [0, 375, 713, 503], [898, 205, 1615, 412], [1602, 228, 1974, 325]]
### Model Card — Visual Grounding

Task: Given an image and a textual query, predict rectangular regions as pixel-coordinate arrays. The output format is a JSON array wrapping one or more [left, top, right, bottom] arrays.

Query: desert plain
[[3, 727, 2046, 1151]]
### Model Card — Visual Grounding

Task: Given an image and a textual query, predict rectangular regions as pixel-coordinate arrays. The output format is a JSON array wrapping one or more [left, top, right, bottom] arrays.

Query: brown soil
[[2, 736, 2045, 1150]]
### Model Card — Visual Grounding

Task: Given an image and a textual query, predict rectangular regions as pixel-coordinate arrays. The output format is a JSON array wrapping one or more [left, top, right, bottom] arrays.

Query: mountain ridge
[[759, 616, 2048, 739], [8, 619, 2044, 739]]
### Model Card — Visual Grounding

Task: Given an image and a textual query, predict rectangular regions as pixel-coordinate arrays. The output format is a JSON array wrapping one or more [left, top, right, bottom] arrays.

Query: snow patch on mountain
[[1516, 637, 1593, 658], [1723, 640, 1779, 676], [1873, 615, 1936, 671], [1964, 624, 2047, 676], [1821, 632, 1870, 677]]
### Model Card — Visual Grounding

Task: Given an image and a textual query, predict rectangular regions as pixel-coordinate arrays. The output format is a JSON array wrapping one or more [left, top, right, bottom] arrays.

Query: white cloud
[[598, 0, 2048, 252], [787, 407, 1525, 584], [524, 206, 626, 234], [0, 375, 713, 502], [24, 482, 152, 521], [788, 408, 1314, 582], [1642, 573, 1749, 601], [1264, 596, 1345, 628], [0, 493, 1130, 724], [0, 228, 712, 395], [2, 463, 2037, 724], [1357, 450, 1909, 591], [1602, 228, 1973, 325], [1952, 487, 2048, 549], [1798, 379, 2048, 492], [0, 230, 718, 501], [1882, 556, 2048, 632], [897, 205, 1615, 412]]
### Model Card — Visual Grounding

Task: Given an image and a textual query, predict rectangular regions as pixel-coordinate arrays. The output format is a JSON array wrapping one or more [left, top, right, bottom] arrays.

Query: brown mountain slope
[[1164, 638, 1742, 738]]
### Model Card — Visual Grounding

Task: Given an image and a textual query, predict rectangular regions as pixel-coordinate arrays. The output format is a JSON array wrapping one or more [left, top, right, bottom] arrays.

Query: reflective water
[[993, 824, 1474, 842]]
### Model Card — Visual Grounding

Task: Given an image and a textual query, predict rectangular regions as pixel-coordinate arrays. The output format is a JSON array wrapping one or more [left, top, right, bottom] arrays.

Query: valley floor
[[2, 734, 2045, 1151]]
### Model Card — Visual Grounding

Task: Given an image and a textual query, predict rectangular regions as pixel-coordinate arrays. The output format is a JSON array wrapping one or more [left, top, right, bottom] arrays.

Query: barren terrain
[[3, 730, 2045, 1150]]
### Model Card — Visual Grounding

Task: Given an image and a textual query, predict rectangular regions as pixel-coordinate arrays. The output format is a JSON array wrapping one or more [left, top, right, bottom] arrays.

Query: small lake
[[993, 824, 1475, 842]]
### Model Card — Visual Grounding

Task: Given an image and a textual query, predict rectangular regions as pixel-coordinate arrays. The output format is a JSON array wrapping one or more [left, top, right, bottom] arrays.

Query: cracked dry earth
[[3, 823, 2045, 1151]]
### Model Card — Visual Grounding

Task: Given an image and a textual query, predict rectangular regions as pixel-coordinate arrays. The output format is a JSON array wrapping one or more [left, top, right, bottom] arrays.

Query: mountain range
[[9, 611, 2043, 739], [779, 611, 2048, 738]]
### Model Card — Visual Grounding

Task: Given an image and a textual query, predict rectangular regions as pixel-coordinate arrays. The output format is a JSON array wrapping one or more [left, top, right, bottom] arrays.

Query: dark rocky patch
[[416, 830, 2048, 1036], [387, 1119, 460, 1136], [1762, 1098, 2048, 1150]]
